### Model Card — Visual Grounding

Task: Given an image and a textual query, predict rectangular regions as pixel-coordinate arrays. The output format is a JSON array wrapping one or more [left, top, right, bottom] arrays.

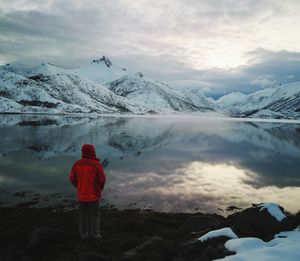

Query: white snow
[[27, 62, 72, 76], [198, 227, 238, 242], [217, 227, 300, 261], [0, 63, 147, 114], [259, 203, 286, 222], [176, 86, 218, 111], [0, 58, 215, 114], [217, 82, 300, 119], [216, 92, 247, 109], [76, 56, 128, 84], [1, 57, 300, 118]]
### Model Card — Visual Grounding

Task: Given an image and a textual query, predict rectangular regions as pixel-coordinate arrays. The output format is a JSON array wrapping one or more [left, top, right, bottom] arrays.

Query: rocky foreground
[[0, 204, 299, 261]]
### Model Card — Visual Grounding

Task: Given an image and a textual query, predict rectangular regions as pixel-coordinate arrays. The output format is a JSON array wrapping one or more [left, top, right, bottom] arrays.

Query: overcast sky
[[1, 0, 300, 97]]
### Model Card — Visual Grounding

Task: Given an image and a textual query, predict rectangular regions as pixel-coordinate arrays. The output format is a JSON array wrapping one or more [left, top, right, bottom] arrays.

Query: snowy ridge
[[216, 92, 246, 110], [176, 86, 219, 111], [107, 75, 213, 112], [0, 57, 215, 114], [217, 83, 300, 119], [0, 63, 146, 114], [1, 57, 300, 118], [76, 56, 128, 84]]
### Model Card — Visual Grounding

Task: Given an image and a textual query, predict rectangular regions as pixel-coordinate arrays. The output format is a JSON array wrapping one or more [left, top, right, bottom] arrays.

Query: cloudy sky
[[1, 0, 300, 97]]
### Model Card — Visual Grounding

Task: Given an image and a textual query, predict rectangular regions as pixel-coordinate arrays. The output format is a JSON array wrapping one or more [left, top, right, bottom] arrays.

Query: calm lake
[[0, 114, 300, 214]]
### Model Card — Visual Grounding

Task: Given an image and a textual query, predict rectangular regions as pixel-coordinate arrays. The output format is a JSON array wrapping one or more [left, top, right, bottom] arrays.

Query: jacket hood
[[81, 144, 99, 160]]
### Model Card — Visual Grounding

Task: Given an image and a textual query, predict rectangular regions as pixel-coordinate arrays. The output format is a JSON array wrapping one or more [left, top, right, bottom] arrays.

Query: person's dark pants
[[78, 200, 100, 238]]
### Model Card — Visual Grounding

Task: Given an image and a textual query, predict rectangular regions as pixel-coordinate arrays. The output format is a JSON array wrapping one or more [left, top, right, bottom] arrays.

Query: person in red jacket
[[69, 144, 106, 239]]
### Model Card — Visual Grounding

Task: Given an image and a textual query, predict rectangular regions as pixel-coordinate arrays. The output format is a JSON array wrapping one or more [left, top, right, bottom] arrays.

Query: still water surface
[[0, 114, 300, 214]]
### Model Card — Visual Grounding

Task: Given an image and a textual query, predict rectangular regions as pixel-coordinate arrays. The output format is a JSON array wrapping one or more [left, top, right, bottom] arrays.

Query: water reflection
[[108, 161, 300, 213], [0, 115, 300, 213]]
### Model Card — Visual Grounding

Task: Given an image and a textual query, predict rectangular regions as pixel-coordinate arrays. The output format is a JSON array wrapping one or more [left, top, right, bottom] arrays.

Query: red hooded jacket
[[69, 144, 106, 202]]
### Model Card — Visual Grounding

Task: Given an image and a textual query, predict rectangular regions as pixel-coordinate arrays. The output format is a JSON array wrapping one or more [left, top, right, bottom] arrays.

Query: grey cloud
[[0, 0, 300, 97], [173, 49, 300, 97], [89, 49, 300, 98]]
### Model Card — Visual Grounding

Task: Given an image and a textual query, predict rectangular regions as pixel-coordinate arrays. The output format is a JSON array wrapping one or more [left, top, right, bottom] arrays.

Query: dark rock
[[171, 258, 187, 261], [92, 56, 112, 68], [226, 206, 242, 212], [229, 204, 287, 239], [177, 215, 226, 238], [74, 251, 109, 261], [197, 254, 209, 261], [205, 245, 218, 260], [122, 236, 173, 260], [27, 227, 68, 254], [180, 235, 234, 260]]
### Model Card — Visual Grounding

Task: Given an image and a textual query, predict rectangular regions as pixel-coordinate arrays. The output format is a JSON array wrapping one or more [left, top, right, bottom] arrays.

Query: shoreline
[[1, 111, 300, 124], [1, 202, 299, 261]]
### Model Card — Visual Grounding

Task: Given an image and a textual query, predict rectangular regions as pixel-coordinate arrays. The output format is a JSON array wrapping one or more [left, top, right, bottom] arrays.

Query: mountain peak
[[92, 56, 112, 68]]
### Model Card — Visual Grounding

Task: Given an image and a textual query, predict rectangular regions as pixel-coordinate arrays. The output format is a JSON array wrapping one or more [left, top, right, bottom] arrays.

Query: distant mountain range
[[0, 56, 299, 119], [216, 83, 300, 119]]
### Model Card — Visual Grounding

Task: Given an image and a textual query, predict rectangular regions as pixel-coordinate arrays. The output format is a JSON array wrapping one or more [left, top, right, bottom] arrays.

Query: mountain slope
[[0, 57, 216, 114], [176, 86, 219, 111], [1, 57, 300, 118], [0, 63, 146, 114], [216, 92, 246, 110], [107, 75, 215, 112], [77, 56, 216, 112], [76, 57, 128, 84], [217, 83, 300, 119]]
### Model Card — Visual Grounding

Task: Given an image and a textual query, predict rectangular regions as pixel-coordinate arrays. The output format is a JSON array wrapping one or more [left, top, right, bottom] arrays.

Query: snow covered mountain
[[1, 56, 300, 118], [217, 83, 300, 119], [216, 92, 246, 110], [77, 57, 215, 112], [0, 57, 215, 114], [0, 62, 145, 114], [107, 75, 212, 112], [176, 86, 219, 111]]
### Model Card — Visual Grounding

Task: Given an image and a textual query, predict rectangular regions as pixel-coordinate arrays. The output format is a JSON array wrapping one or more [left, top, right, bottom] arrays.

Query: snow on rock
[[230, 203, 288, 239], [198, 227, 238, 242], [259, 203, 286, 222], [217, 227, 300, 261]]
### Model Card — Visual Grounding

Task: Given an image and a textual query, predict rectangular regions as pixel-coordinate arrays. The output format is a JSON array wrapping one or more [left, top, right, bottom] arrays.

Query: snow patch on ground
[[217, 227, 300, 261], [198, 227, 238, 242]]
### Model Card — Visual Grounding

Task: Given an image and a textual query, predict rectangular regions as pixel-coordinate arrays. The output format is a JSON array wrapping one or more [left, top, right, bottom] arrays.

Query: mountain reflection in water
[[0, 114, 300, 213]]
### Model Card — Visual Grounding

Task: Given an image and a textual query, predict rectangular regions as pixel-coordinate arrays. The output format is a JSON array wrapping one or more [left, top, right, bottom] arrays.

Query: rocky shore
[[0, 203, 299, 261]]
